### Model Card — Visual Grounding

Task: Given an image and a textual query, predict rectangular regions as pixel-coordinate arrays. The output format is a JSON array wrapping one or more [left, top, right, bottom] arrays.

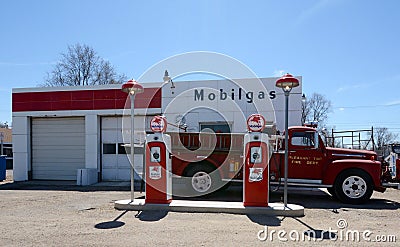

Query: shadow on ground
[[2, 177, 398, 211], [95, 210, 128, 229], [174, 184, 400, 211]]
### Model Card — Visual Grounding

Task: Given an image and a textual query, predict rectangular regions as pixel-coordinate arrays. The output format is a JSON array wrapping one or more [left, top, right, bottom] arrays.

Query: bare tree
[[0, 121, 9, 128], [374, 127, 399, 151], [303, 93, 332, 128], [43, 44, 126, 86]]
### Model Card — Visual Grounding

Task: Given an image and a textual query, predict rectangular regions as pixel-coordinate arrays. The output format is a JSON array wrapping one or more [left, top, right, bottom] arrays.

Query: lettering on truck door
[[288, 131, 325, 180]]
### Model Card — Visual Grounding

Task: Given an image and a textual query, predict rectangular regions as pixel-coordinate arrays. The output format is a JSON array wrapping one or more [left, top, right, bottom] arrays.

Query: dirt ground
[[1, 170, 399, 246]]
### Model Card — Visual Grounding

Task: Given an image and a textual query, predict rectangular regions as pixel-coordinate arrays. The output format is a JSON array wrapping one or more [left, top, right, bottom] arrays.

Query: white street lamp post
[[122, 79, 144, 202], [275, 73, 299, 208], [301, 94, 306, 125]]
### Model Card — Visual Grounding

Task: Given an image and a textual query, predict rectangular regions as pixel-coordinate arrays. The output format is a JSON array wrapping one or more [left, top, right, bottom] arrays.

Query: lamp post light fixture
[[163, 70, 175, 93], [275, 73, 299, 208], [121, 79, 144, 202], [301, 93, 307, 125]]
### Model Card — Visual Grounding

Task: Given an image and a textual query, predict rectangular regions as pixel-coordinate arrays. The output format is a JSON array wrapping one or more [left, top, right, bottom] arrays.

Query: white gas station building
[[12, 77, 302, 182]]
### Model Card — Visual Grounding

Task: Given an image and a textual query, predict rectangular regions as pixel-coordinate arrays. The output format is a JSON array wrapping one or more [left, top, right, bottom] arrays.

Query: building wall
[[161, 77, 302, 133], [12, 77, 302, 181], [12, 84, 162, 181]]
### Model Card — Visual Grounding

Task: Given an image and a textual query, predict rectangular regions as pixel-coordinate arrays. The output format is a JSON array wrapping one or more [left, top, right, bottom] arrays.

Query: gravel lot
[[1, 170, 399, 246]]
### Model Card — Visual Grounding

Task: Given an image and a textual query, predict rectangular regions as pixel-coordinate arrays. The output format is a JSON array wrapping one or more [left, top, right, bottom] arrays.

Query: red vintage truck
[[167, 126, 397, 204]]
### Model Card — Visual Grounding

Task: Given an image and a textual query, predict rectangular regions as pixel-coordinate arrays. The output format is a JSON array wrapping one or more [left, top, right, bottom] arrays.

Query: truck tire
[[185, 165, 220, 197], [334, 169, 373, 204]]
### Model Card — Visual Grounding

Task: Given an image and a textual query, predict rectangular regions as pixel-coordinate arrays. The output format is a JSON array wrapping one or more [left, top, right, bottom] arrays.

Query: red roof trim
[[12, 88, 161, 112]]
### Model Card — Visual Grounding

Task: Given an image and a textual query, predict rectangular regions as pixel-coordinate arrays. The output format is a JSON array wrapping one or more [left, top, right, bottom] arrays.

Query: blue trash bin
[[0, 155, 6, 181]]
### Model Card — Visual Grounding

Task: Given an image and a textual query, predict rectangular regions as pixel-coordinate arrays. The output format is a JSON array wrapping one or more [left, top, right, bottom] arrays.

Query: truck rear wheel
[[185, 165, 220, 197], [334, 169, 373, 204]]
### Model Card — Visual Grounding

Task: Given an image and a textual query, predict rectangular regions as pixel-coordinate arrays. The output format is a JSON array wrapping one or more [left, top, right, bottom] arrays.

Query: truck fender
[[323, 159, 384, 192]]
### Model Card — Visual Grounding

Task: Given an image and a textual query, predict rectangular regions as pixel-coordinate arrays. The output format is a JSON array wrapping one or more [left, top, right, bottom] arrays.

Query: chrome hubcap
[[192, 171, 212, 193], [342, 175, 367, 199]]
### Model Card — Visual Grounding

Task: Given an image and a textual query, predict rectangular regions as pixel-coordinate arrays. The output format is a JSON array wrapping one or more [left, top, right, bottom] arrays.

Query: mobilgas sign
[[150, 116, 167, 133], [194, 88, 276, 103]]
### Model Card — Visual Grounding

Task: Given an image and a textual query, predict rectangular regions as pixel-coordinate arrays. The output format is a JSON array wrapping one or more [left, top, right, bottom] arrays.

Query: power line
[[331, 123, 400, 126], [328, 124, 400, 129], [332, 103, 400, 109]]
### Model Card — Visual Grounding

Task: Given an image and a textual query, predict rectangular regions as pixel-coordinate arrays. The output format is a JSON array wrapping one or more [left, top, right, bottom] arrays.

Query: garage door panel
[[31, 125, 85, 132], [121, 116, 146, 129], [32, 117, 85, 180], [116, 154, 143, 168], [33, 133, 85, 139], [101, 117, 119, 129], [101, 116, 147, 181], [117, 155, 130, 168], [33, 118, 84, 124], [121, 117, 130, 129], [117, 170, 130, 181], [32, 148, 85, 156], [121, 117, 146, 131], [32, 145, 84, 151], [32, 172, 77, 180], [33, 167, 79, 176], [102, 169, 117, 181], [33, 162, 83, 168], [32, 149, 85, 156], [121, 130, 130, 143], [32, 157, 82, 163], [102, 155, 117, 168], [101, 130, 118, 143], [117, 131, 126, 143], [33, 137, 85, 145]]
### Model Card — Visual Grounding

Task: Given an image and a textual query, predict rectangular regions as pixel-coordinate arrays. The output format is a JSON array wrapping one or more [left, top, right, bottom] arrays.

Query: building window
[[118, 143, 130, 154], [3, 147, 12, 157], [1, 144, 12, 157], [103, 143, 116, 154], [134, 147, 144, 154], [103, 143, 144, 155]]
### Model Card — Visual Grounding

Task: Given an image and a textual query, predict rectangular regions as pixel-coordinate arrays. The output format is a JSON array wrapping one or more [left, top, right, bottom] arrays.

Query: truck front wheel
[[334, 169, 373, 204]]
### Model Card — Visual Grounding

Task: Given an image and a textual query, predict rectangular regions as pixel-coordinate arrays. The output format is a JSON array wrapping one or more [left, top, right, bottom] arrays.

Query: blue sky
[[1, 0, 399, 137]]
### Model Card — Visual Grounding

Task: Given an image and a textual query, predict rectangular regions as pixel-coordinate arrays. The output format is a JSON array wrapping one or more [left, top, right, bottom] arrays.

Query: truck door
[[288, 130, 325, 180]]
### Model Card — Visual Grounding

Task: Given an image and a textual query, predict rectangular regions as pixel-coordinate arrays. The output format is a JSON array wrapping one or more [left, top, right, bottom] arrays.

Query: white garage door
[[101, 116, 146, 181], [32, 117, 85, 180]]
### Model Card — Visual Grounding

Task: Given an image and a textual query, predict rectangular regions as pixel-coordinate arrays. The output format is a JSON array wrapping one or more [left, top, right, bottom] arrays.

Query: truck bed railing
[[168, 132, 283, 153], [168, 132, 244, 152], [324, 127, 375, 150]]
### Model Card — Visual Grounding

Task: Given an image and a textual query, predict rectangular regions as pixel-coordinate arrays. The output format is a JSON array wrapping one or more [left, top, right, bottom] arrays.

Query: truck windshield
[[291, 131, 315, 147]]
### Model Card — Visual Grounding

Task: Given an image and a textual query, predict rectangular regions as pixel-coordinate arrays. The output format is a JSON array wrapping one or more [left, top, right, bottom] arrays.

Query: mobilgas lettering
[[194, 89, 204, 101], [194, 89, 276, 102], [269, 91, 276, 99]]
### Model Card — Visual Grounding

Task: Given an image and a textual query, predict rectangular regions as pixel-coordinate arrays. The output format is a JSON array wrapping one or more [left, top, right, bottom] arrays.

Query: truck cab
[[269, 126, 385, 204]]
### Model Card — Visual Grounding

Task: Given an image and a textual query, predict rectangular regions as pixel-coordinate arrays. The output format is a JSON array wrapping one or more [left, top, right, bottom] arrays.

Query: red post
[[145, 116, 172, 204], [145, 134, 172, 204], [243, 114, 269, 207]]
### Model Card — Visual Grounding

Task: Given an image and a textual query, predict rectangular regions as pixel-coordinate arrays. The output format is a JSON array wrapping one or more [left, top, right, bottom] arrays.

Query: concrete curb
[[114, 199, 304, 217]]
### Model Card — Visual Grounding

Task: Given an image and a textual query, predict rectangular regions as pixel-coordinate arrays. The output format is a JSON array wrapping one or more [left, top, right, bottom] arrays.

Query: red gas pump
[[145, 116, 172, 204], [243, 114, 269, 207]]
